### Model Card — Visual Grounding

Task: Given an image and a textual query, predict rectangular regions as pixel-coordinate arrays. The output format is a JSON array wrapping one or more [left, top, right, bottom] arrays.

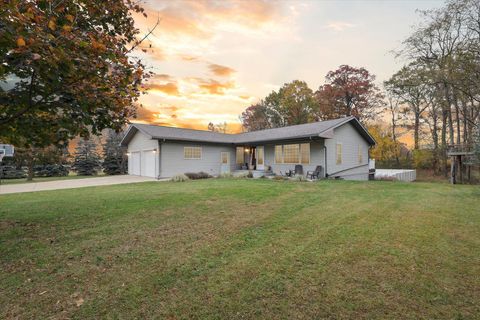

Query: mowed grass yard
[[1, 179, 479, 319]]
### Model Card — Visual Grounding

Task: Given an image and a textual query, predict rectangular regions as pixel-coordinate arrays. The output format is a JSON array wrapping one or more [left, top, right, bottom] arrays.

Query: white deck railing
[[375, 169, 416, 182]]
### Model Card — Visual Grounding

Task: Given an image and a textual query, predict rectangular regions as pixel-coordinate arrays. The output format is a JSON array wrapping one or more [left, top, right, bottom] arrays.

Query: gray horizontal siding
[[262, 140, 325, 176], [324, 122, 370, 180], [160, 142, 236, 177]]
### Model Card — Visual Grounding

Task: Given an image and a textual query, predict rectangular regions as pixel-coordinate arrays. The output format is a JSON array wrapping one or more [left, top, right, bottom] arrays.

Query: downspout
[[324, 145, 328, 178], [157, 139, 163, 180]]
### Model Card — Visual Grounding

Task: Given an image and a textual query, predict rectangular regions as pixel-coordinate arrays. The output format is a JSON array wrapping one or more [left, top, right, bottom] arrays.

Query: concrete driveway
[[0, 175, 162, 195]]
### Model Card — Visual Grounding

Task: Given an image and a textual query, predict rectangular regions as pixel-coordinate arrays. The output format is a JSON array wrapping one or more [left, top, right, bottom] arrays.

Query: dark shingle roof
[[131, 123, 236, 144], [121, 116, 375, 146]]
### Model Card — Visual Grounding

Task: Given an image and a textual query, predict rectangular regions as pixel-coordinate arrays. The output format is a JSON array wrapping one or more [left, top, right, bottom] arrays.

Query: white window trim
[[184, 146, 202, 160], [221, 151, 229, 164], [274, 143, 311, 165]]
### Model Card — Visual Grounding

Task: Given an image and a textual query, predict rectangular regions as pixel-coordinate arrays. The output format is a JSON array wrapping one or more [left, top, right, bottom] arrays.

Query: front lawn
[[1, 179, 479, 319], [0, 173, 106, 185]]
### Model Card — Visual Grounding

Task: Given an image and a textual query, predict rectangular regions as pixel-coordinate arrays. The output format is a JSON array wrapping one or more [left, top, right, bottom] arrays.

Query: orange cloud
[[152, 74, 174, 81], [137, 1, 284, 40], [135, 39, 166, 60], [133, 106, 159, 123], [197, 79, 235, 95], [208, 63, 236, 77], [143, 82, 180, 96], [180, 54, 200, 61]]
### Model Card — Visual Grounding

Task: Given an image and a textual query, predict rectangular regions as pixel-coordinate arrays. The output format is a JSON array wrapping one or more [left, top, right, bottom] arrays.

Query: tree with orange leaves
[[0, 0, 154, 148], [315, 65, 384, 121]]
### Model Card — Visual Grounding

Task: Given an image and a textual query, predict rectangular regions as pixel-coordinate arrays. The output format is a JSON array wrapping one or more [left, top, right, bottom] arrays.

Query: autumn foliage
[[0, 0, 149, 147], [316, 65, 383, 121], [241, 66, 383, 132]]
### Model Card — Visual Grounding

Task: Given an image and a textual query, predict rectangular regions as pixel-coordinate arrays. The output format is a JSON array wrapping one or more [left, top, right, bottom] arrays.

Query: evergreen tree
[[72, 138, 101, 176], [102, 130, 127, 175]]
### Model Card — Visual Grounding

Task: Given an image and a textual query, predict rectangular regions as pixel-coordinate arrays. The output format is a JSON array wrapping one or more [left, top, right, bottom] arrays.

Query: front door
[[221, 152, 230, 174], [256, 146, 265, 170]]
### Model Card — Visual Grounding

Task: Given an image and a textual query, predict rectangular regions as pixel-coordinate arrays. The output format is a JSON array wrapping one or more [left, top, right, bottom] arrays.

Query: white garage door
[[130, 152, 141, 176], [142, 150, 157, 178]]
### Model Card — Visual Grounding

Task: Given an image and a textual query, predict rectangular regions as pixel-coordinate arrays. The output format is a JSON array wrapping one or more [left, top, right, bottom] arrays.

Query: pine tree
[[102, 130, 127, 175], [72, 138, 101, 176]]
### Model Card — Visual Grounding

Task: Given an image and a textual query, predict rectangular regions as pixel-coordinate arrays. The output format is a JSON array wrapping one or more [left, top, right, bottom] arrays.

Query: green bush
[[0, 166, 27, 179], [185, 172, 212, 180], [34, 164, 69, 177], [171, 174, 190, 182]]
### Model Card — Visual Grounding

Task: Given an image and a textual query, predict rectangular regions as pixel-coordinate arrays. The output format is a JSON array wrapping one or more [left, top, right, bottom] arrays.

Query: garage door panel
[[130, 152, 141, 176], [142, 150, 156, 178]]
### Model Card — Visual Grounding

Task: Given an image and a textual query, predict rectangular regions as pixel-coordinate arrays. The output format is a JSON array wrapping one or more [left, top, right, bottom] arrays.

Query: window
[[221, 152, 229, 164], [274, 143, 311, 164], [236, 147, 244, 164], [336, 143, 342, 165], [184, 147, 201, 159], [300, 143, 310, 164], [283, 144, 300, 163], [358, 145, 363, 164], [275, 145, 283, 163], [257, 147, 264, 165]]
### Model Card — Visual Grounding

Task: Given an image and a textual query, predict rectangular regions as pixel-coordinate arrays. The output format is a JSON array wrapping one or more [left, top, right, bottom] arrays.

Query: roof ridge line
[[317, 116, 355, 134]]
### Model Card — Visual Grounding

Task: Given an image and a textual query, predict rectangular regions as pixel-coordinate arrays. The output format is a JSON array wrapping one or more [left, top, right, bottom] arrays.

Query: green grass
[[0, 173, 106, 185], [1, 179, 479, 319]]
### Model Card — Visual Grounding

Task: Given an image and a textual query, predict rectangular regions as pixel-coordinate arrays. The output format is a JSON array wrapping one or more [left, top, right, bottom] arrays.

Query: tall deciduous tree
[[0, 1, 152, 148], [241, 80, 318, 131], [384, 62, 432, 150], [315, 65, 384, 121], [276, 80, 318, 125], [399, 0, 480, 178]]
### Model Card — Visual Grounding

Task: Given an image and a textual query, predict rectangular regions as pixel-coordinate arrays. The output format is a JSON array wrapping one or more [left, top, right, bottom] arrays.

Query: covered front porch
[[232, 139, 326, 178]]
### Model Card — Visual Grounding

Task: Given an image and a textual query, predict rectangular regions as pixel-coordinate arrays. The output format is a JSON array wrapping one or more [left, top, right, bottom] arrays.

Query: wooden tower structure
[[447, 144, 476, 184]]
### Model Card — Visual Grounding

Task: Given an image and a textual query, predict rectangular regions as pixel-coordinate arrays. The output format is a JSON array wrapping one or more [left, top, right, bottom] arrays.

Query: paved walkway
[[0, 175, 163, 195]]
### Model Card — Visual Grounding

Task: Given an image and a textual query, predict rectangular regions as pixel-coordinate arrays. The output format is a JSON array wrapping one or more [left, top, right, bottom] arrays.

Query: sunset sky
[[132, 0, 443, 132]]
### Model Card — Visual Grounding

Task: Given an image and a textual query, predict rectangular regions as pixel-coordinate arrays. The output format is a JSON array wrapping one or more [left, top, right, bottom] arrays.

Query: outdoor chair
[[306, 165, 323, 180], [294, 164, 304, 176]]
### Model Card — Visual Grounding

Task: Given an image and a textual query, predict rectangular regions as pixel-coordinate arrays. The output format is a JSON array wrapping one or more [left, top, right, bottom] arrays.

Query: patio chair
[[306, 165, 323, 180], [294, 164, 304, 176]]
